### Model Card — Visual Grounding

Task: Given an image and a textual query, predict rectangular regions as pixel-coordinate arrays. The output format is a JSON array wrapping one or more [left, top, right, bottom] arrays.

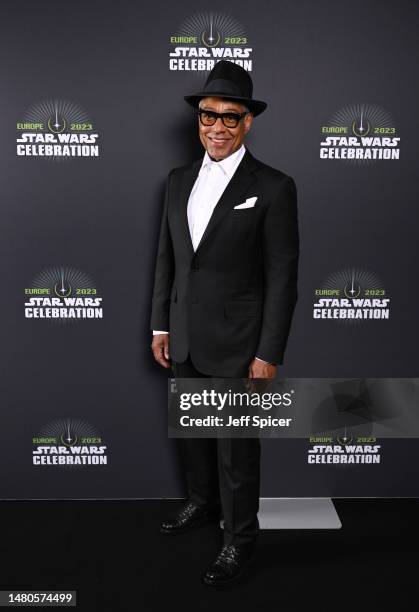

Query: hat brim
[[184, 93, 267, 117]]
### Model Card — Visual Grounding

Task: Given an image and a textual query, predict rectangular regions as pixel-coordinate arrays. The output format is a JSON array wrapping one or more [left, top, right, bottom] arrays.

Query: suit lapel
[[178, 147, 260, 257], [178, 158, 202, 256]]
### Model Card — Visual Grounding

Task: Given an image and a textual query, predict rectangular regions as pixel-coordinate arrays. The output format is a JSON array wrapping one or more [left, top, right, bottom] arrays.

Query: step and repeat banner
[[0, 0, 417, 498]]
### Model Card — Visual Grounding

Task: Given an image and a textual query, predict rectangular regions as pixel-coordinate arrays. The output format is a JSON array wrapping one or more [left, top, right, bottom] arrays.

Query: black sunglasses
[[198, 109, 249, 128]]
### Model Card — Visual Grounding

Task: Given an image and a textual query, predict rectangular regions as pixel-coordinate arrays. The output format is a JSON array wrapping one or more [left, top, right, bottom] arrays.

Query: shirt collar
[[200, 144, 246, 180]]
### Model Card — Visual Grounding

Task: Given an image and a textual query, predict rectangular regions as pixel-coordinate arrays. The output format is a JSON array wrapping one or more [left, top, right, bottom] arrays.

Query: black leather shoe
[[160, 501, 219, 535], [202, 542, 255, 587]]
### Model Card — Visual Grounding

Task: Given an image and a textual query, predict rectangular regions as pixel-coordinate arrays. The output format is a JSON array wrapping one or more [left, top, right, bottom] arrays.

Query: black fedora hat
[[184, 60, 267, 117]]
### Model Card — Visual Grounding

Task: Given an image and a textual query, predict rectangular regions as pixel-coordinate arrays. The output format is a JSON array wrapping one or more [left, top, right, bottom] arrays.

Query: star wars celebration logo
[[169, 12, 252, 71], [320, 103, 400, 163], [16, 99, 100, 160], [32, 419, 108, 467], [24, 266, 103, 322], [307, 434, 381, 465], [313, 268, 390, 322]]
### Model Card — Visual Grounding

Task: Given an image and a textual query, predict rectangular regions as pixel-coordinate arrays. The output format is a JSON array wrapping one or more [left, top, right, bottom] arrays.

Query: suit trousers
[[171, 353, 261, 546]]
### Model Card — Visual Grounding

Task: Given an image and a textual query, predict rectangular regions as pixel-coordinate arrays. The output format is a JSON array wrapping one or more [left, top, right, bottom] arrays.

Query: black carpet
[[0, 499, 417, 610]]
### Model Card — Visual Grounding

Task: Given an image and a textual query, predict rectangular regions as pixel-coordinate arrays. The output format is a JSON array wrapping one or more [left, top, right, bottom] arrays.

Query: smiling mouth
[[208, 136, 230, 143]]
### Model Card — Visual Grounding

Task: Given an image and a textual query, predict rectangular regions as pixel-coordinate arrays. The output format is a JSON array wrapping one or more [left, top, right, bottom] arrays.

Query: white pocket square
[[234, 197, 258, 209]]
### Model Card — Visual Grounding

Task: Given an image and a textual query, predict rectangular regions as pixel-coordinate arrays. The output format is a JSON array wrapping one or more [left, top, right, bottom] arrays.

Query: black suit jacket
[[150, 146, 299, 377]]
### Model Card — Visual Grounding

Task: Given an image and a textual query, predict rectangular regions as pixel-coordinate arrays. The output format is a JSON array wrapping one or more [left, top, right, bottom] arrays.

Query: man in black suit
[[150, 60, 299, 586]]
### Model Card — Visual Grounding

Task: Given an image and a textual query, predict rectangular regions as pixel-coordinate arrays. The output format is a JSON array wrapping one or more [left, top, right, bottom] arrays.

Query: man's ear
[[244, 113, 253, 134]]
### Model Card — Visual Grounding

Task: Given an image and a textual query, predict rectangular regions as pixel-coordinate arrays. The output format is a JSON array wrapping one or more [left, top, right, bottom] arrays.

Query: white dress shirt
[[187, 143, 246, 251], [153, 144, 270, 365]]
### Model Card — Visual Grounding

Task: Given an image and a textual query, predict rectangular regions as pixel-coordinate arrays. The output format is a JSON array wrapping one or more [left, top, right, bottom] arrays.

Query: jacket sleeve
[[150, 169, 175, 331], [255, 175, 299, 365]]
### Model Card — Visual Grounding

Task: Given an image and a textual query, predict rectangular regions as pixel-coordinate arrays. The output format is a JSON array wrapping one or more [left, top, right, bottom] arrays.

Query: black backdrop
[[0, 0, 418, 498]]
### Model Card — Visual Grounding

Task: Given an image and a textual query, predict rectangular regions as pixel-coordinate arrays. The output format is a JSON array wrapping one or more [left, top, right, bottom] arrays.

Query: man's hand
[[246, 358, 277, 394], [248, 358, 277, 379], [151, 333, 171, 368]]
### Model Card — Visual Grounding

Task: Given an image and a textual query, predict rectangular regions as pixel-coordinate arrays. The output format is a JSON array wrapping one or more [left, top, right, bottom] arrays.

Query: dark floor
[[0, 499, 418, 610]]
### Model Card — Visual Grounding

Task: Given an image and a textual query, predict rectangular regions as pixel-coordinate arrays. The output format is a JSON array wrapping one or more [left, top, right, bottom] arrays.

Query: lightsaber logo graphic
[[24, 266, 104, 322], [320, 103, 400, 163], [16, 99, 100, 160], [313, 268, 390, 322], [32, 418, 108, 467], [169, 12, 252, 71]]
